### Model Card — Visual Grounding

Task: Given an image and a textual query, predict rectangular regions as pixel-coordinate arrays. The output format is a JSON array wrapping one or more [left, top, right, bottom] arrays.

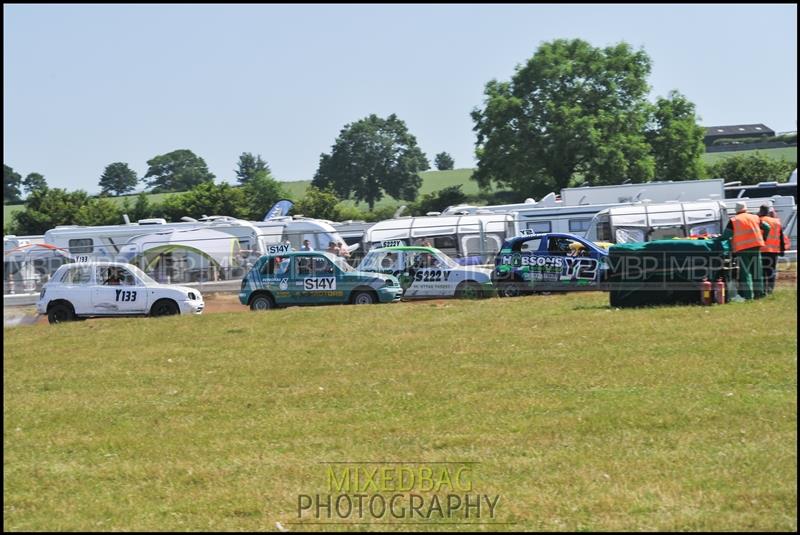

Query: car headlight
[[384, 279, 395, 287], [39, 288, 46, 299], [188, 292, 197, 300]]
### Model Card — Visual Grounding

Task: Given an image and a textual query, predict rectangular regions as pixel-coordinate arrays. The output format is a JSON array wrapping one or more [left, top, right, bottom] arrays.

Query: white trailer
[[443, 179, 726, 236], [584, 200, 728, 244]]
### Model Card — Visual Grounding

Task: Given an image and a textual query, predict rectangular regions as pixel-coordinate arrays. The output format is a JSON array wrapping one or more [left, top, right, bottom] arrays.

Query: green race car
[[239, 250, 403, 310], [357, 246, 494, 299]]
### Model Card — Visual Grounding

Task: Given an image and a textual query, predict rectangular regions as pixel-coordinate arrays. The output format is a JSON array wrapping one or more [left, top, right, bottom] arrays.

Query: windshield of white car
[[434, 251, 459, 269]]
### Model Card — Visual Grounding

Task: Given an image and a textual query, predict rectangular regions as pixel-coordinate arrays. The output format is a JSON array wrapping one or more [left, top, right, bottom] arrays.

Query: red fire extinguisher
[[714, 278, 726, 304], [701, 279, 713, 306]]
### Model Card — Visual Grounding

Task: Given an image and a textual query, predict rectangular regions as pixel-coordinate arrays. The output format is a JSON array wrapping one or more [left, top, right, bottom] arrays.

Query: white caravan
[[253, 216, 350, 252], [443, 179, 725, 236], [362, 213, 516, 264], [43, 217, 266, 259], [584, 200, 728, 244]]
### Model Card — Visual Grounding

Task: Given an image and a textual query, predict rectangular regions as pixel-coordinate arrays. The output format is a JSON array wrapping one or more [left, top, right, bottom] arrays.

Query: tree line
[[4, 38, 796, 233]]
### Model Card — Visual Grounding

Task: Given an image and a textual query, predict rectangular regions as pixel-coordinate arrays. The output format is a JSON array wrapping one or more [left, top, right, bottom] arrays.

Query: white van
[[363, 213, 515, 265]]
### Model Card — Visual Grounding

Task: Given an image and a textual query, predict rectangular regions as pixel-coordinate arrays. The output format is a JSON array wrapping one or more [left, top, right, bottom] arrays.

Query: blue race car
[[492, 232, 610, 297]]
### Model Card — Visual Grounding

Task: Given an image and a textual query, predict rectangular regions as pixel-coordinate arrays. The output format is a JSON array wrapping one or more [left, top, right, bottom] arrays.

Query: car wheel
[[499, 282, 522, 298], [352, 290, 376, 305], [47, 303, 75, 324], [250, 294, 274, 311], [150, 299, 180, 317], [456, 281, 483, 299]]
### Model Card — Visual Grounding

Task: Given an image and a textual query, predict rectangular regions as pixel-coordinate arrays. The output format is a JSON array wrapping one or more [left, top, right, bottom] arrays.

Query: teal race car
[[239, 250, 403, 310]]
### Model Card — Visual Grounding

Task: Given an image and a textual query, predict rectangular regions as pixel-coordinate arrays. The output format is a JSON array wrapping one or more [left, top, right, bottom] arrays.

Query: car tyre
[[499, 282, 522, 298], [250, 294, 275, 311], [150, 299, 180, 317], [456, 281, 483, 299], [352, 290, 376, 305], [47, 302, 75, 324]]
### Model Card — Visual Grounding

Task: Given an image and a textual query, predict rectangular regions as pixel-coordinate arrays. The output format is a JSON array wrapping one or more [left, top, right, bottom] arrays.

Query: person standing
[[723, 202, 770, 300], [758, 204, 788, 294]]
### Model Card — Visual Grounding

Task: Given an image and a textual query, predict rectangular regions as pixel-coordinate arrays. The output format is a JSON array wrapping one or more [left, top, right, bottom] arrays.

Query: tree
[[142, 149, 215, 192], [242, 171, 287, 220], [235, 152, 271, 184], [11, 188, 91, 234], [293, 186, 343, 221], [471, 39, 655, 198], [4, 164, 22, 204], [75, 197, 124, 226], [434, 152, 455, 171], [646, 91, 706, 181], [410, 185, 468, 215], [312, 114, 430, 210], [705, 153, 796, 185], [21, 172, 48, 196], [99, 162, 138, 195], [158, 181, 247, 220]]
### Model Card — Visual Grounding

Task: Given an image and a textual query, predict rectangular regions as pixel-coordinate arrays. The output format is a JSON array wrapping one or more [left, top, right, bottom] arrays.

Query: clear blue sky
[[3, 4, 797, 193]]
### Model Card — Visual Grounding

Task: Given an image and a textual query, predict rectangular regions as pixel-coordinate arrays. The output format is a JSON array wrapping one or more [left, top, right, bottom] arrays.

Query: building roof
[[703, 124, 774, 137]]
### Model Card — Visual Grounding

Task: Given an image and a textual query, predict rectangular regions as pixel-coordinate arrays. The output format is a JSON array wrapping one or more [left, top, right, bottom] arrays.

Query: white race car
[[37, 262, 204, 324], [356, 246, 494, 299]]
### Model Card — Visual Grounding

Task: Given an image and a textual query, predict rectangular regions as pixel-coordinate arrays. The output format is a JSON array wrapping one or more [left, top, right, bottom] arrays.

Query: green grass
[[701, 146, 797, 165], [4, 289, 797, 530]]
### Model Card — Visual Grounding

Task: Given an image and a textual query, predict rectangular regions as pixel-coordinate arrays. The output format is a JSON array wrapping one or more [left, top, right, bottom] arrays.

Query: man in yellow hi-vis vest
[[722, 202, 770, 300], [758, 204, 789, 295]]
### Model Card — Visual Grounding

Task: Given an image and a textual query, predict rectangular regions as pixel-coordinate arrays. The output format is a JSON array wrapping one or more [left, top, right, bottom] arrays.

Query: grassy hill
[[4, 289, 796, 530], [4, 148, 797, 228], [3, 169, 481, 225], [701, 146, 797, 165]]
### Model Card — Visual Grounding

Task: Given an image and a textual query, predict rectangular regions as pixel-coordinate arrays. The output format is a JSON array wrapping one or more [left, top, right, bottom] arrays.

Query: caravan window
[[68, 238, 94, 254], [615, 228, 646, 244], [461, 234, 503, 257], [568, 219, 592, 233], [526, 221, 551, 233], [689, 223, 720, 237], [597, 221, 612, 242]]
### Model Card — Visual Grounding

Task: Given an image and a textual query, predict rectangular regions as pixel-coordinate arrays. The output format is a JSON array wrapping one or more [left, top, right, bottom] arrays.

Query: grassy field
[[701, 146, 797, 165], [4, 289, 797, 530]]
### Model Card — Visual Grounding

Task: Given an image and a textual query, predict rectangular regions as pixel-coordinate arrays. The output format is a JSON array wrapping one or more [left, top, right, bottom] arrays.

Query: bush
[[705, 152, 796, 184]]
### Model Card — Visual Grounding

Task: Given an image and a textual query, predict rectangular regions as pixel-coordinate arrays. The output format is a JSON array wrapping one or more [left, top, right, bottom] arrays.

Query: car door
[[91, 266, 148, 314], [254, 256, 293, 305], [544, 236, 601, 289], [292, 254, 340, 305], [406, 251, 450, 298]]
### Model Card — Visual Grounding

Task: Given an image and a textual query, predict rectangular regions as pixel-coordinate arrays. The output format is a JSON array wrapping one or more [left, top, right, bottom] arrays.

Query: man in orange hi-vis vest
[[722, 202, 770, 300], [758, 204, 789, 295]]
